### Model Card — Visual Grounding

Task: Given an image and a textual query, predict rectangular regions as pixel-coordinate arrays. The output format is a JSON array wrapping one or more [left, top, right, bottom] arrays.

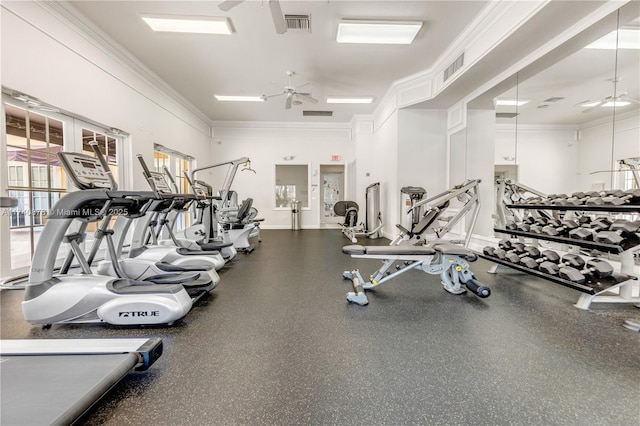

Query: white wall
[[496, 124, 579, 195], [397, 108, 448, 226], [369, 112, 399, 236], [577, 110, 640, 190], [210, 124, 355, 229], [1, 2, 212, 190]]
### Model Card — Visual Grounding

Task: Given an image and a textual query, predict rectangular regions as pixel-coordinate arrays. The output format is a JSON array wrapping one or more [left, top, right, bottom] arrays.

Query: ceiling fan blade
[[219, 0, 244, 11], [261, 93, 285, 100], [296, 94, 318, 104], [269, 0, 287, 34], [285, 93, 293, 109]]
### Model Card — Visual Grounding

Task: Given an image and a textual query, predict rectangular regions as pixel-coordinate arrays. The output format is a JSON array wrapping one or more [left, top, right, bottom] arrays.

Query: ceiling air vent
[[285, 14, 311, 32], [496, 112, 519, 119], [543, 97, 564, 103], [303, 110, 333, 117], [443, 52, 464, 82]]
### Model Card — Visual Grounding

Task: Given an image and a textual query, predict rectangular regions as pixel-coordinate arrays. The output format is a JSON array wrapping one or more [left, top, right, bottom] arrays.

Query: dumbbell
[[593, 219, 640, 245], [504, 245, 542, 264], [538, 253, 584, 275], [624, 188, 640, 204], [587, 189, 640, 206], [519, 249, 560, 270], [542, 219, 579, 236], [568, 227, 595, 241], [505, 220, 518, 230], [559, 258, 614, 284], [515, 222, 528, 232], [590, 217, 612, 231], [482, 239, 517, 257], [492, 240, 526, 260], [545, 194, 569, 205]]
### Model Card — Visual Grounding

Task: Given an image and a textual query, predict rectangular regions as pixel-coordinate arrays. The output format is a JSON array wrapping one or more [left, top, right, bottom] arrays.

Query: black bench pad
[[343, 245, 437, 256], [431, 242, 477, 261]]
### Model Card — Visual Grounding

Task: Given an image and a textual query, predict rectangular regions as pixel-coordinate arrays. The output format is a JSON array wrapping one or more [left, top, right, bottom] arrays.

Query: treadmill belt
[[1, 353, 138, 426]]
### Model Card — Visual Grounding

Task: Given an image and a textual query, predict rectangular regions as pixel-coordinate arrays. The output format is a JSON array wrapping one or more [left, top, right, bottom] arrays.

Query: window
[[275, 164, 309, 208], [618, 158, 639, 190], [5, 104, 67, 269], [153, 146, 194, 231]]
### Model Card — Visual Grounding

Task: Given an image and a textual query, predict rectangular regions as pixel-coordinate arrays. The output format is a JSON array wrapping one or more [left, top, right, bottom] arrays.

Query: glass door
[[320, 165, 345, 225]]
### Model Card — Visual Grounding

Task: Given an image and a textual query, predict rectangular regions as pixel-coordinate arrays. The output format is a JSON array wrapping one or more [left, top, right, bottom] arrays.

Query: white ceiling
[[67, 0, 488, 123]]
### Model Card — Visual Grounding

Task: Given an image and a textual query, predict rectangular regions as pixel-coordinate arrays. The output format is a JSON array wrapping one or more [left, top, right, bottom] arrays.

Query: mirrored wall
[[469, 3, 639, 201]]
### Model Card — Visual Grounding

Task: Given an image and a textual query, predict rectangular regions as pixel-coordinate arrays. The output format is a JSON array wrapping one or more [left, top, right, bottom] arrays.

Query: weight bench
[[342, 241, 490, 305]]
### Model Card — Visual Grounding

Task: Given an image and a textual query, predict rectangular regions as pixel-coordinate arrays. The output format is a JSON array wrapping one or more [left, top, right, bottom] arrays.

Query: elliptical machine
[[21, 146, 192, 327], [56, 149, 220, 301]]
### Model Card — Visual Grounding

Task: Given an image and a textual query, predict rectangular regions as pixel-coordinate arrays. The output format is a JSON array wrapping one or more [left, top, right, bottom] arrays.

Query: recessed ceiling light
[[578, 101, 602, 107], [141, 14, 234, 35], [602, 100, 631, 107], [495, 99, 529, 106], [326, 96, 374, 104], [214, 95, 264, 102], [336, 20, 422, 44], [585, 28, 640, 49]]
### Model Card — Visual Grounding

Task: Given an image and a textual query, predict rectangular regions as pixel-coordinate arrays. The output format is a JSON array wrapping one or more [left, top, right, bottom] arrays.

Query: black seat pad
[[343, 245, 436, 256], [431, 242, 477, 261]]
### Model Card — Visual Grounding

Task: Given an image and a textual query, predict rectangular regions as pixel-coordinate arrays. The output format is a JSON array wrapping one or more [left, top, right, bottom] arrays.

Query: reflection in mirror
[[469, 4, 639, 231]]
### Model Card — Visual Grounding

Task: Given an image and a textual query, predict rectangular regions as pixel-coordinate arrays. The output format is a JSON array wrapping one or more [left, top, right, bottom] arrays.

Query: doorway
[[319, 164, 345, 225]]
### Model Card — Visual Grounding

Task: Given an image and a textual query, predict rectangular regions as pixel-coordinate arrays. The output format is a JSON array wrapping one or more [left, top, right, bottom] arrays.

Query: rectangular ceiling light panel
[[326, 97, 374, 104], [585, 29, 640, 49], [336, 20, 422, 44], [141, 14, 233, 34], [495, 99, 529, 106], [214, 95, 264, 102]]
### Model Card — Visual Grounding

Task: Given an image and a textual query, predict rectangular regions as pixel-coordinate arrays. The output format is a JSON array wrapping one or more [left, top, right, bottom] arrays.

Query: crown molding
[[36, 1, 212, 129], [211, 120, 352, 130]]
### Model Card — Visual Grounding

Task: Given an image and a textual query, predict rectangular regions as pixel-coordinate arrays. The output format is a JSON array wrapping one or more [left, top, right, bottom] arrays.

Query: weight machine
[[334, 182, 383, 243], [391, 179, 482, 248], [184, 157, 260, 253]]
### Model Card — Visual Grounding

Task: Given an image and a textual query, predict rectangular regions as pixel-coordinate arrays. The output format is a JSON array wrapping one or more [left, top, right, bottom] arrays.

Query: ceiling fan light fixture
[[141, 14, 234, 35], [336, 20, 422, 44], [326, 96, 374, 104], [214, 95, 264, 102]]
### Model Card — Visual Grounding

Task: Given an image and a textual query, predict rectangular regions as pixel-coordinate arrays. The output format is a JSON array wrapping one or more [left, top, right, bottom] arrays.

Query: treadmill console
[[58, 152, 112, 190], [148, 171, 174, 195]]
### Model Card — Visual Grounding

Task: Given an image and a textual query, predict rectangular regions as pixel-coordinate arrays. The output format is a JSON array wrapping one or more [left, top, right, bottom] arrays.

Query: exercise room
[[1, 1, 639, 425]]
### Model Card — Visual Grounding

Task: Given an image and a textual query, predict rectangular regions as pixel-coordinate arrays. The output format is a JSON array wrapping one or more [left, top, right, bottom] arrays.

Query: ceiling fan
[[261, 71, 319, 110], [218, 0, 287, 34]]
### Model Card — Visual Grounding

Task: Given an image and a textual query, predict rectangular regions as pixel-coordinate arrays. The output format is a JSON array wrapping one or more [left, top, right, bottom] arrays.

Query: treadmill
[[0, 338, 163, 425]]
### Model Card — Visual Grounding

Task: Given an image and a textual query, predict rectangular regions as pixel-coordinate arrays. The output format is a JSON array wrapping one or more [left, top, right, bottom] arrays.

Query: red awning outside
[[6, 145, 63, 166]]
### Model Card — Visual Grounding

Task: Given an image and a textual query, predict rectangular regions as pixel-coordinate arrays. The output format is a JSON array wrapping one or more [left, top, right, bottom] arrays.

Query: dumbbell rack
[[481, 203, 639, 310]]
